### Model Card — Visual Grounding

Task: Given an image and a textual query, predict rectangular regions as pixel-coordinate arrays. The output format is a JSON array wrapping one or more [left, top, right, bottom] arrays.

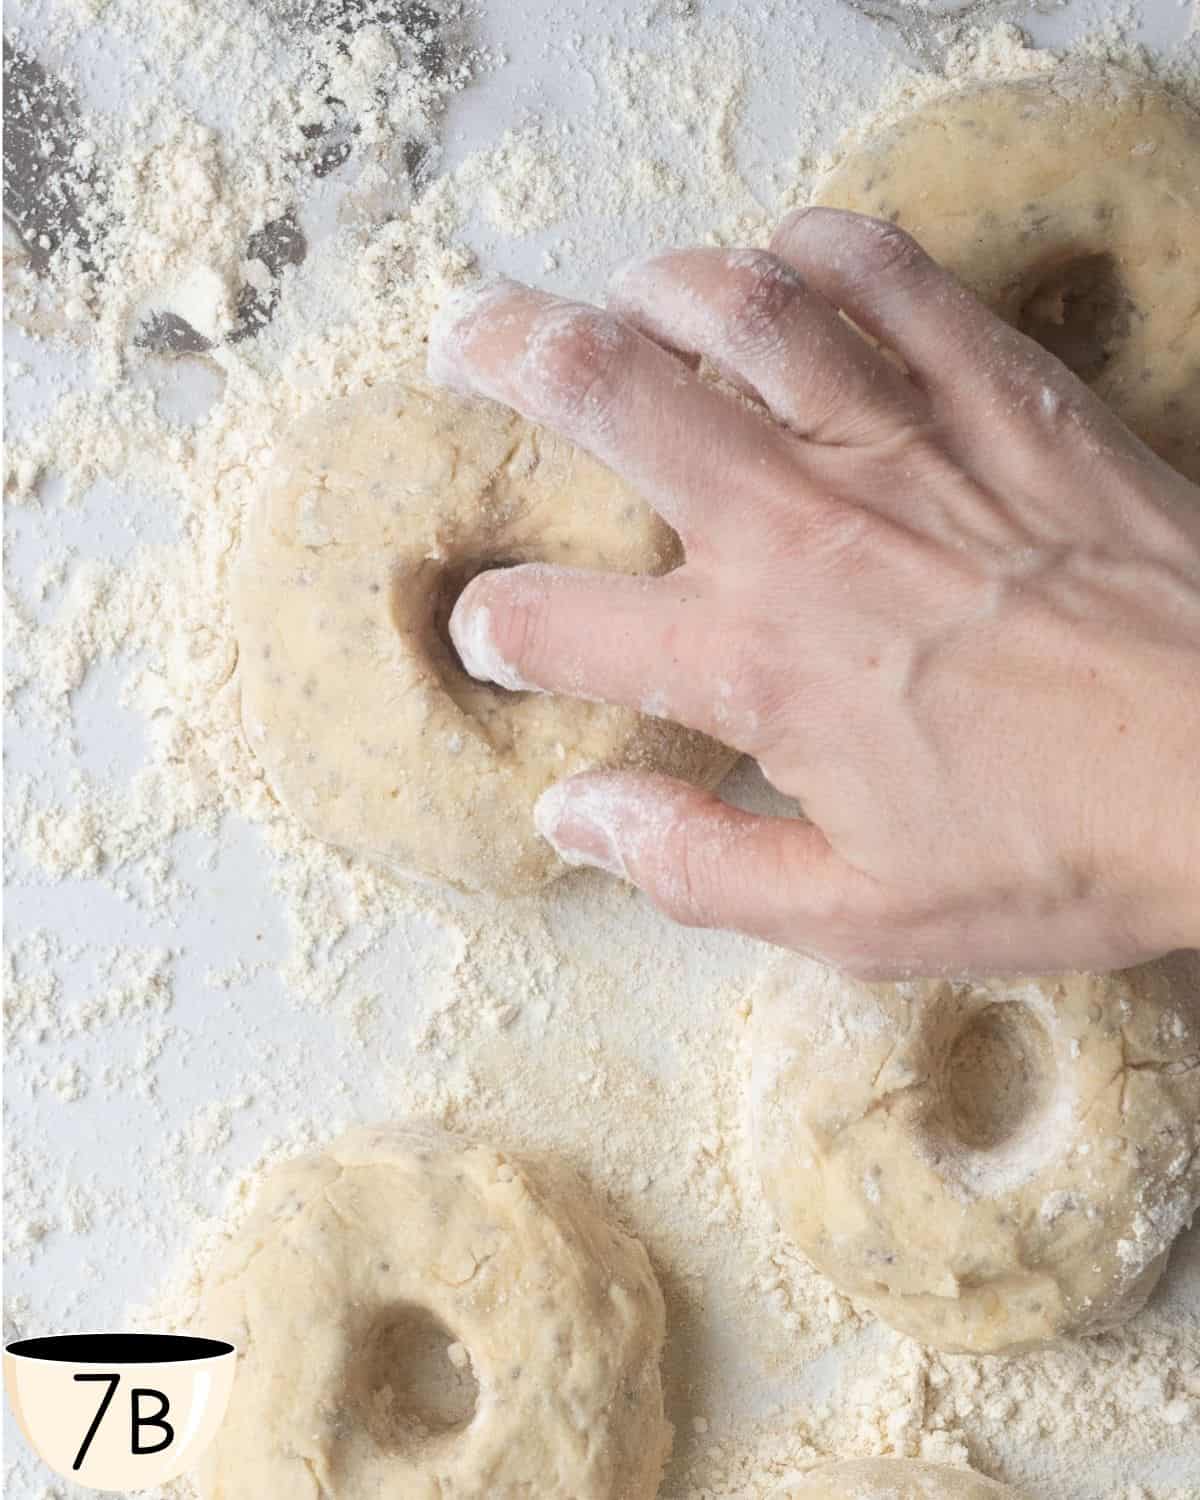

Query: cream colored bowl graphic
[[4, 1333, 236, 1491]]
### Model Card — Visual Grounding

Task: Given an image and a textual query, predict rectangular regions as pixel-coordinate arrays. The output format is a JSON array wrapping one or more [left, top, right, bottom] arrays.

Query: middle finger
[[428, 279, 820, 556]]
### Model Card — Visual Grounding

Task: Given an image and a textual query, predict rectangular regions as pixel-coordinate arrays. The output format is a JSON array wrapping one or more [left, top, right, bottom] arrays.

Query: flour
[[4, 1, 1199, 1497]]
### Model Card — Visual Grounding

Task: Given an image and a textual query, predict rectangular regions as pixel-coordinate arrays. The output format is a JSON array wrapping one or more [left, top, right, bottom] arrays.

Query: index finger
[[427, 279, 807, 553]]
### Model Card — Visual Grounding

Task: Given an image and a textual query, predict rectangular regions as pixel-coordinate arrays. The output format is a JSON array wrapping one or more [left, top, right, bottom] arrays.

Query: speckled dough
[[752, 954, 1200, 1354], [234, 382, 731, 893], [816, 67, 1200, 481], [197, 1124, 671, 1500], [777, 1458, 1023, 1499]]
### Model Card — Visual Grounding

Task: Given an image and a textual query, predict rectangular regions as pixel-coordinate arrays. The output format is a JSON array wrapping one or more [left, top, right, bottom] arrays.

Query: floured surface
[[4, 1, 1199, 1498]]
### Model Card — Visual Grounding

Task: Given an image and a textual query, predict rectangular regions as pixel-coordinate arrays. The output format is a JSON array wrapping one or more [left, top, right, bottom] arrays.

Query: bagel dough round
[[234, 382, 732, 893], [752, 953, 1200, 1354], [197, 1124, 671, 1500], [815, 67, 1200, 481], [777, 1459, 1023, 1499]]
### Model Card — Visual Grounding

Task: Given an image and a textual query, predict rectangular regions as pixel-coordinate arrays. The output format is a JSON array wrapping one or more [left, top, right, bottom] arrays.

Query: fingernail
[[448, 592, 536, 693], [535, 780, 629, 879], [426, 278, 521, 391]]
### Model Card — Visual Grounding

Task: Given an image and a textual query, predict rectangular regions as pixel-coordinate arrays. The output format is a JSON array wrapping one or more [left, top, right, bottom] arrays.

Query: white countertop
[[5, 1, 1198, 1496]]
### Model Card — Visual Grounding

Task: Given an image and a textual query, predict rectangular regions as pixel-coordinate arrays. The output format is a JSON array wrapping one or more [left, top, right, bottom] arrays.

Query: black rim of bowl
[[6, 1334, 234, 1364]]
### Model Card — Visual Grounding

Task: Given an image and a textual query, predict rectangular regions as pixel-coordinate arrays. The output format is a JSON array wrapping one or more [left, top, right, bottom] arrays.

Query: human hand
[[427, 209, 1200, 978]]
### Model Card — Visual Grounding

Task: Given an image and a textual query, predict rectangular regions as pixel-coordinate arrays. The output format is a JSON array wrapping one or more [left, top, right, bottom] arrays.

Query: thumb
[[535, 770, 871, 955]]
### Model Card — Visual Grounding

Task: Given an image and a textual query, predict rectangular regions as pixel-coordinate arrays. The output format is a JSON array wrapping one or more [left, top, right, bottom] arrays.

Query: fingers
[[450, 563, 760, 746], [609, 247, 922, 445], [428, 280, 808, 552], [769, 207, 1146, 518], [535, 770, 876, 954], [771, 209, 1019, 385]]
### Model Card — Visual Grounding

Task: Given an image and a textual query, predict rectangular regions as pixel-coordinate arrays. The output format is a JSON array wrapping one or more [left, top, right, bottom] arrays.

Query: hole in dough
[[1017, 251, 1133, 383], [944, 1003, 1055, 1151], [352, 1304, 478, 1454], [390, 556, 531, 747]]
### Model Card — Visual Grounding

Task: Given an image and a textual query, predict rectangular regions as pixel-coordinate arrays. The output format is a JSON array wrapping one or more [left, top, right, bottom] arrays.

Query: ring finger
[[608, 247, 925, 447]]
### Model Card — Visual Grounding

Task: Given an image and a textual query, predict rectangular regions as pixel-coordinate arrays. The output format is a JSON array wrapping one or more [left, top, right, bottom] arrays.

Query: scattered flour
[[4, 1, 1198, 1497]]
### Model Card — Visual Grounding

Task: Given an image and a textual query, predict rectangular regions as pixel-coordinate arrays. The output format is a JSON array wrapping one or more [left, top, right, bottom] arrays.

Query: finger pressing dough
[[776, 1458, 1025, 1499], [197, 1124, 671, 1500], [234, 381, 732, 893], [752, 953, 1200, 1354], [815, 66, 1200, 481]]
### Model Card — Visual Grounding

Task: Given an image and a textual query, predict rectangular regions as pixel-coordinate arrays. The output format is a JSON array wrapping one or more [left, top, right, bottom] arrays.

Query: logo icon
[[4, 1333, 236, 1492]]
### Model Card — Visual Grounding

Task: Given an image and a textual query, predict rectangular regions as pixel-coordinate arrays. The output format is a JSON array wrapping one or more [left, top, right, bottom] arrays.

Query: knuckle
[[775, 207, 930, 286], [659, 817, 721, 928], [520, 304, 635, 427], [845, 216, 929, 282], [717, 627, 775, 729], [718, 250, 803, 355], [802, 501, 879, 577]]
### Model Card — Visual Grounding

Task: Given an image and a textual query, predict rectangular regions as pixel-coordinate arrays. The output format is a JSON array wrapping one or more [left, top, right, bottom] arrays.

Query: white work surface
[[5, 1, 1199, 1497]]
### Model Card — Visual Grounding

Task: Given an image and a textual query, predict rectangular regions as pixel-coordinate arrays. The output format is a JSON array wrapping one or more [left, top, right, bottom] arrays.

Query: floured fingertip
[[534, 778, 630, 879], [448, 593, 541, 693], [426, 278, 523, 391]]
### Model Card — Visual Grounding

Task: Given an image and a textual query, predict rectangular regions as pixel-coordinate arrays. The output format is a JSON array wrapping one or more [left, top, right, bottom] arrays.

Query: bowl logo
[[4, 1333, 236, 1492]]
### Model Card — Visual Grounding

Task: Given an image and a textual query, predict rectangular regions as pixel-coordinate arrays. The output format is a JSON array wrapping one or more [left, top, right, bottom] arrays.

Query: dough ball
[[815, 66, 1200, 481], [752, 954, 1200, 1353], [197, 1124, 671, 1499], [234, 381, 733, 893]]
